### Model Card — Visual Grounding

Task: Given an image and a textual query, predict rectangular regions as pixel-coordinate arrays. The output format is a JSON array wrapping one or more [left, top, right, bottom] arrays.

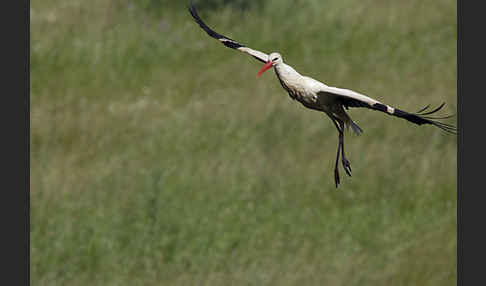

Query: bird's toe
[[334, 168, 340, 188], [342, 158, 352, 177]]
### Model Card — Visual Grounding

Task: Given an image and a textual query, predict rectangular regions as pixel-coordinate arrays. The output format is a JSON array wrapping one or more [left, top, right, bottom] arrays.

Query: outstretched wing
[[188, 1, 269, 63], [317, 86, 457, 134]]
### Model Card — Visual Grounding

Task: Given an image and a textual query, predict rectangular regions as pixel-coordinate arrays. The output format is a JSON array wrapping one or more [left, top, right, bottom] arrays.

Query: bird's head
[[257, 52, 283, 77]]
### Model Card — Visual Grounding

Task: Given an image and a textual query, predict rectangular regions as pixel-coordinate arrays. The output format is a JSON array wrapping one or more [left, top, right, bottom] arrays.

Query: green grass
[[30, 0, 457, 285]]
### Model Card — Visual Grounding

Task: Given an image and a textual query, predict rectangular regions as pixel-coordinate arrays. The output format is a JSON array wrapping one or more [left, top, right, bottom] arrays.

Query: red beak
[[257, 61, 273, 77]]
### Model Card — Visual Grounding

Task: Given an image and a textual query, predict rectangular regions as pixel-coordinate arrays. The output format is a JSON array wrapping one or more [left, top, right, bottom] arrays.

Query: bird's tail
[[371, 102, 457, 134], [340, 110, 363, 136], [350, 120, 363, 136]]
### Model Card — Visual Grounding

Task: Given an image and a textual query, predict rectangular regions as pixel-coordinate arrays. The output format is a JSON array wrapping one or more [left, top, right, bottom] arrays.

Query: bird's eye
[[273, 58, 278, 61]]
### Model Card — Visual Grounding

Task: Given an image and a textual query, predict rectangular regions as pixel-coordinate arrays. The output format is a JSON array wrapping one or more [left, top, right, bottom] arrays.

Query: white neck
[[275, 63, 302, 83]]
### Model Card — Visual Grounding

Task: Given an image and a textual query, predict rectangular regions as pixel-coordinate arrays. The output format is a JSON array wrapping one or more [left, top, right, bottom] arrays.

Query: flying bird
[[188, 1, 457, 188]]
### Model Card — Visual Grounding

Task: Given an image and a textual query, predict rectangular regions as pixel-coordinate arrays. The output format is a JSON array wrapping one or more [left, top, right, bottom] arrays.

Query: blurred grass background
[[30, 0, 457, 285]]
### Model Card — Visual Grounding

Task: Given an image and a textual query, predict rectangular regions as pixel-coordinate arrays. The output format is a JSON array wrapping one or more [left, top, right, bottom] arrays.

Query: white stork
[[189, 2, 457, 188]]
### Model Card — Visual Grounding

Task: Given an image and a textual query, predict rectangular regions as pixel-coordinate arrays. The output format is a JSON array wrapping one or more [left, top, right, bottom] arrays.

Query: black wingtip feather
[[418, 102, 446, 116], [189, 1, 223, 40], [189, 0, 243, 49], [393, 103, 457, 135], [416, 104, 431, 114]]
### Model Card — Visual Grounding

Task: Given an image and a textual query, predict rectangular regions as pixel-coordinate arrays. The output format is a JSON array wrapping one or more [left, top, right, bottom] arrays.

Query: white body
[[272, 58, 389, 132], [276, 62, 384, 106]]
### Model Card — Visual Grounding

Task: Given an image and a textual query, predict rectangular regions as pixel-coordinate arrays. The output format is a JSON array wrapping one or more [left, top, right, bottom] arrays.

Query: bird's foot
[[334, 168, 340, 188], [342, 157, 352, 177]]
